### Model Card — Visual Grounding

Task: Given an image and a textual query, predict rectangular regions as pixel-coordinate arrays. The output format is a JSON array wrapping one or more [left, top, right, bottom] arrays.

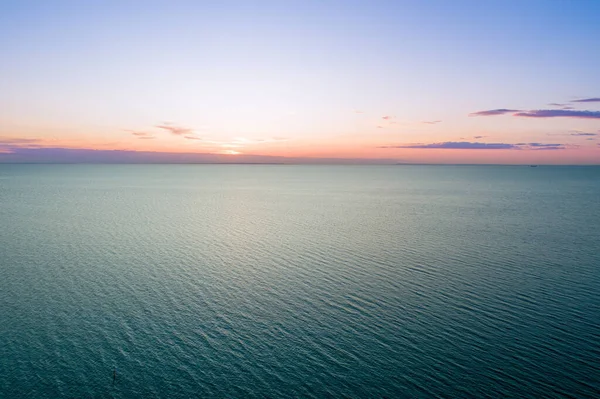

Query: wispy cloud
[[569, 131, 597, 136], [544, 103, 576, 109], [379, 142, 518, 150], [524, 143, 561, 146], [469, 109, 521, 116], [184, 135, 202, 140], [378, 141, 568, 150], [423, 120, 442, 124], [548, 130, 598, 137], [0, 137, 46, 150], [572, 98, 600, 103], [473, 135, 487, 139], [382, 115, 393, 120], [155, 122, 194, 135], [0, 137, 43, 145], [514, 110, 600, 119], [377, 125, 385, 129], [471, 108, 600, 119], [126, 130, 156, 139]]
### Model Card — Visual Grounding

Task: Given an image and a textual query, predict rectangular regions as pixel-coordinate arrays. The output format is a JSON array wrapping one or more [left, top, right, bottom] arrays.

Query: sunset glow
[[1, 1, 599, 164]]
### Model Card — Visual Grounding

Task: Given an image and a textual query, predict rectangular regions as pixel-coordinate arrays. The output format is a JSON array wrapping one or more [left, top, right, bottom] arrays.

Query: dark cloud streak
[[379, 142, 518, 150], [155, 123, 194, 135], [378, 141, 568, 150], [469, 109, 521, 116], [572, 98, 600, 103], [515, 110, 600, 119]]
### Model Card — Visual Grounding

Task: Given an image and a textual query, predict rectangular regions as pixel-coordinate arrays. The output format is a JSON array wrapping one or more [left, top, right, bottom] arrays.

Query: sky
[[1, 0, 600, 164]]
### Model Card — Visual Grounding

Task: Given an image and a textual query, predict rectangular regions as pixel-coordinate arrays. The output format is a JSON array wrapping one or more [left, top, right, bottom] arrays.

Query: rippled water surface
[[1, 165, 599, 398]]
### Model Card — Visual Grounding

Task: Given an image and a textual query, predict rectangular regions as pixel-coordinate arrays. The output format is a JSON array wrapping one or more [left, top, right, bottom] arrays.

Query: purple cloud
[[569, 132, 597, 136], [378, 141, 568, 150], [379, 141, 518, 150], [0, 137, 42, 145], [469, 109, 521, 116], [127, 130, 156, 139], [0, 137, 46, 150], [527, 143, 562, 147], [572, 98, 600, 103], [514, 110, 600, 119], [155, 123, 193, 135], [473, 135, 487, 139], [515, 142, 567, 150]]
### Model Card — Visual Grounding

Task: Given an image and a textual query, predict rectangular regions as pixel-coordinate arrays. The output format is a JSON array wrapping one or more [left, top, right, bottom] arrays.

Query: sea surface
[[1, 165, 599, 398]]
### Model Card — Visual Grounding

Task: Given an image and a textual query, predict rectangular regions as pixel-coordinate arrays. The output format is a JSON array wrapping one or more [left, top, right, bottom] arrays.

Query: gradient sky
[[1, 0, 600, 164]]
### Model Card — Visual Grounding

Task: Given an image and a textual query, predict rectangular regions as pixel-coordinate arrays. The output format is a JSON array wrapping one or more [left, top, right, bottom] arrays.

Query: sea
[[1, 164, 599, 398]]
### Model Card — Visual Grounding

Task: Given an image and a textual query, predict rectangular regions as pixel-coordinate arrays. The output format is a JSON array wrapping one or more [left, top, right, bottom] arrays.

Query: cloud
[[0, 137, 42, 145], [469, 109, 521, 116], [377, 125, 385, 128], [353, 110, 364, 114], [379, 141, 518, 150], [423, 120, 442, 124], [526, 142, 563, 147], [562, 106, 575, 110], [473, 135, 487, 139], [184, 135, 202, 140], [572, 98, 600, 103], [126, 130, 156, 139], [155, 123, 193, 135], [547, 130, 599, 137], [513, 142, 567, 150], [514, 110, 600, 119], [377, 141, 567, 150], [0, 137, 46, 150], [569, 131, 597, 136], [548, 103, 567, 107], [382, 115, 393, 120]]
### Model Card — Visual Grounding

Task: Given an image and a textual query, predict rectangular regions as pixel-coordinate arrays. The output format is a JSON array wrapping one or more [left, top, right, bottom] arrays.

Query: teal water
[[1, 165, 599, 398]]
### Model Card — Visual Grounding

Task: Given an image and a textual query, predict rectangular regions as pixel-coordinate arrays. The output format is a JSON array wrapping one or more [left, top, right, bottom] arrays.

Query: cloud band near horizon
[[470, 109, 600, 119], [378, 141, 568, 150]]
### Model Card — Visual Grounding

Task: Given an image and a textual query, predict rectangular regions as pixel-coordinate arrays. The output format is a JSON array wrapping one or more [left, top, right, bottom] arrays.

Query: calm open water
[[1, 165, 599, 398]]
